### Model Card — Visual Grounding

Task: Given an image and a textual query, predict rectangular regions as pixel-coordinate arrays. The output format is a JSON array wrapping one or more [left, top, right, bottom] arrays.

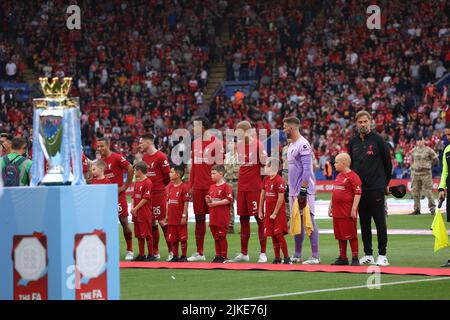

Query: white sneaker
[[302, 257, 320, 265], [187, 252, 206, 262], [291, 256, 303, 264], [359, 255, 375, 265], [230, 253, 250, 262], [376, 255, 390, 266], [154, 253, 161, 261], [166, 252, 174, 262], [257, 253, 268, 263], [125, 251, 134, 261]]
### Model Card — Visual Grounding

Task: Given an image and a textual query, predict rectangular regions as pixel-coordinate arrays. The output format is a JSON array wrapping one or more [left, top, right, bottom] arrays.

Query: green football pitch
[[119, 214, 450, 300]]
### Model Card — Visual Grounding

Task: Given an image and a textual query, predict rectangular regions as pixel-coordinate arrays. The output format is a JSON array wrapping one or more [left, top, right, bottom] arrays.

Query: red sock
[[220, 237, 228, 258], [146, 235, 153, 256], [277, 234, 289, 258], [181, 240, 187, 257], [214, 238, 220, 257], [172, 242, 179, 257], [350, 237, 359, 258], [272, 236, 280, 259], [195, 216, 206, 255], [339, 240, 347, 259], [124, 230, 133, 252], [161, 225, 171, 253], [152, 225, 160, 255], [240, 216, 250, 255], [256, 216, 267, 253], [138, 238, 145, 256]]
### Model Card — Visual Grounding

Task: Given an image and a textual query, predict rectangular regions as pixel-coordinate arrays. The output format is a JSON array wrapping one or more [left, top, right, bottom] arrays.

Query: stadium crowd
[[0, 0, 450, 179]]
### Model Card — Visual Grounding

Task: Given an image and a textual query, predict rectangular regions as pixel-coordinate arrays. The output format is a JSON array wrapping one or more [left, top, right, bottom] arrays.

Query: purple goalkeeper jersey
[[287, 136, 316, 196]]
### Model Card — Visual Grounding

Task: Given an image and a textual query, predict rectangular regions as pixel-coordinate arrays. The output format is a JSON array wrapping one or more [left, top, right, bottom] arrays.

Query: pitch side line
[[238, 277, 450, 300]]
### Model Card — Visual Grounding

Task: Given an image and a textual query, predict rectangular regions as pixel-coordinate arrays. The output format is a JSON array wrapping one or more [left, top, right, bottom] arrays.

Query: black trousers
[[358, 189, 388, 256]]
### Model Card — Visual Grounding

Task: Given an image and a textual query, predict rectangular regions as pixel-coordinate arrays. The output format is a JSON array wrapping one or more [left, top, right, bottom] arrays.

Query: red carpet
[[120, 261, 450, 277]]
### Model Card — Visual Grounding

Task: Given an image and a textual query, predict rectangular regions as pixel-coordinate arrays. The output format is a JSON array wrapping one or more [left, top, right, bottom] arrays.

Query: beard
[[359, 127, 369, 135]]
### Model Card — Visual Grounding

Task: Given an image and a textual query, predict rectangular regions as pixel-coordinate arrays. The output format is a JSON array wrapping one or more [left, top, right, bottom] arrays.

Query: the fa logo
[[366, 5, 381, 30]]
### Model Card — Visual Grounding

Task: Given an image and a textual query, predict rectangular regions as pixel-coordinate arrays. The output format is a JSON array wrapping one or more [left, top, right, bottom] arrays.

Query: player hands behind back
[[259, 158, 291, 264], [329, 153, 362, 266], [206, 165, 233, 263], [90, 160, 111, 184], [131, 162, 156, 262], [165, 166, 191, 262]]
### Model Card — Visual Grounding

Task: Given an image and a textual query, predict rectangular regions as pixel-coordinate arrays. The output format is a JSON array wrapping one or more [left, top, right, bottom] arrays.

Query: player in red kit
[[165, 165, 191, 262], [231, 121, 267, 263], [131, 162, 157, 261], [139, 133, 171, 261], [259, 158, 291, 264], [90, 160, 111, 184], [188, 117, 224, 262], [97, 137, 135, 261], [329, 153, 362, 266], [206, 165, 233, 263]]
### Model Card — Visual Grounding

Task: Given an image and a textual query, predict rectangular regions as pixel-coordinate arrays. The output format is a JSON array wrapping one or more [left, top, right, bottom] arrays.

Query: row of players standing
[[91, 112, 393, 266]]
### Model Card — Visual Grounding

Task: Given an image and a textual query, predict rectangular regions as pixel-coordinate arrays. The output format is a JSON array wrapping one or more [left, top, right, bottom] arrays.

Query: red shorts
[[152, 192, 167, 222], [264, 213, 288, 237], [118, 195, 129, 218], [134, 220, 152, 238], [168, 225, 188, 242], [210, 225, 228, 240], [333, 218, 358, 240], [237, 190, 260, 216], [192, 189, 209, 215]]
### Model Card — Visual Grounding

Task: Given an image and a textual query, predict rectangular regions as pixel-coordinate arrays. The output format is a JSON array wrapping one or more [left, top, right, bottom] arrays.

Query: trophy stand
[[0, 78, 120, 300]]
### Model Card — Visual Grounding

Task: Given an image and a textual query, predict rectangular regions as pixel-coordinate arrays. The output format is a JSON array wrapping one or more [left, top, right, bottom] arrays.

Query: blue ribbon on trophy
[[31, 77, 86, 186]]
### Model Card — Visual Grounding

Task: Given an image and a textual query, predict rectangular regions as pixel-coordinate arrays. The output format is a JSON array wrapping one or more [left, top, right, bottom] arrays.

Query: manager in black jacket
[[349, 111, 392, 267]]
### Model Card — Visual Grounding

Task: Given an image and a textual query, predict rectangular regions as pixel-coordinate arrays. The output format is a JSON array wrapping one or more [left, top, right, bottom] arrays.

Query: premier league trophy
[[31, 77, 85, 186]]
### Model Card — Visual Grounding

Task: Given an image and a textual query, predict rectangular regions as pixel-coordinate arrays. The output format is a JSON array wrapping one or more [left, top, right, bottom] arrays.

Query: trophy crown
[[39, 77, 72, 98]]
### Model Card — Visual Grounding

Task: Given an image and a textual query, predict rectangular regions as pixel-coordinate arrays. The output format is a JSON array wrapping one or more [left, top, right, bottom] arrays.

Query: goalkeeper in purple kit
[[283, 117, 320, 264]]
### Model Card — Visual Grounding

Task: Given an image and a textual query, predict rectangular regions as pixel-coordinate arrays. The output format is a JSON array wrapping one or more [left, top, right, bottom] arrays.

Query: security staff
[[438, 123, 450, 267], [410, 137, 438, 215], [348, 111, 392, 266]]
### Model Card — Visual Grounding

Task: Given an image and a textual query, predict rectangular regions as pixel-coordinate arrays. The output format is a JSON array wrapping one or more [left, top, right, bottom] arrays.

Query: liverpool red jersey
[[91, 177, 112, 185], [331, 171, 362, 218], [133, 177, 153, 222], [263, 175, 286, 215], [208, 182, 233, 227], [189, 136, 224, 190], [142, 150, 170, 192], [237, 139, 267, 192], [103, 152, 130, 191], [167, 182, 191, 225]]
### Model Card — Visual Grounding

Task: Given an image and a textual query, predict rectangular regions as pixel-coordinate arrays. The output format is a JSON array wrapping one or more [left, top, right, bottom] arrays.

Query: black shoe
[[169, 256, 179, 262], [283, 257, 292, 264], [331, 257, 349, 265], [145, 255, 158, 262], [211, 256, 221, 263], [409, 210, 421, 215], [351, 257, 360, 266], [133, 255, 146, 262], [440, 260, 450, 268], [179, 256, 188, 262], [272, 258, 282, 264]]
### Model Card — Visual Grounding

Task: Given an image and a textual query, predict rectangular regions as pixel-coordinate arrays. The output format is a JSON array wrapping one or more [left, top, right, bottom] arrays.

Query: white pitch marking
[[238, 277, 450, 300]]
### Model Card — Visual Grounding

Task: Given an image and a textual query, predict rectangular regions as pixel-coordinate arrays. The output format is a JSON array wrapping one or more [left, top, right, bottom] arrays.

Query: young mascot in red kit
[[328, 153, 362, 266], [166, 165, 191, 262], [131, 162, 157, 261], [259, 157, 291, 264], [90, 160, 111, 185], [206, 165, 233, 263]]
